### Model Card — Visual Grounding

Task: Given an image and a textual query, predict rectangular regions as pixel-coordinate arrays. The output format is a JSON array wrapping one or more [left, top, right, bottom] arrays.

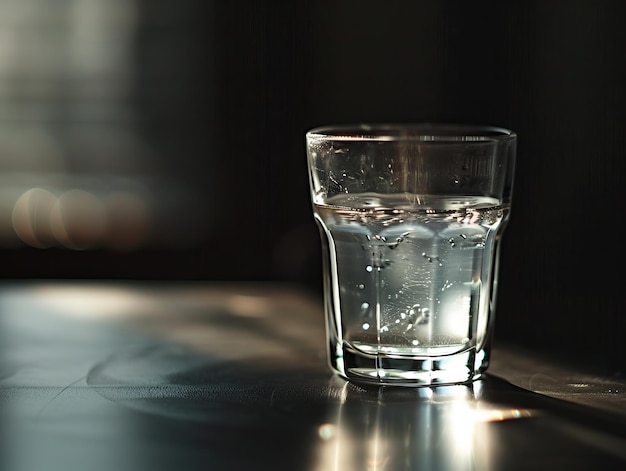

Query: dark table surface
[[0, 281, 624, 471]]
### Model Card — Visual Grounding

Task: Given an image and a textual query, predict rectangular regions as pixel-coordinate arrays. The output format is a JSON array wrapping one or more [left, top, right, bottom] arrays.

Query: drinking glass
[[306, 123, 516, 386]]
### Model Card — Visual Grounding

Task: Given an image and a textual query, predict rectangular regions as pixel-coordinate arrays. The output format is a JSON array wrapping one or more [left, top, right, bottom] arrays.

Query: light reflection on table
[[313, 379, 536, 471], [0, 281, 624, 471]]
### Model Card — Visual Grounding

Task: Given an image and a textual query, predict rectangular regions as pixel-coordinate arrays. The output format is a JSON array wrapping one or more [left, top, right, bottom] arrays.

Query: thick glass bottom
[[332, 342, 489, 387]]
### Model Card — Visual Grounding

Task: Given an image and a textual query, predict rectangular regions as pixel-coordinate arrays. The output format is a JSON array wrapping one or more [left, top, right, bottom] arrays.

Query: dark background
[[0, 1, 623, 371]]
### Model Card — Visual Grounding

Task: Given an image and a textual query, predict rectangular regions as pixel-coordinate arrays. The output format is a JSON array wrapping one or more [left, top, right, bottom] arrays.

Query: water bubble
[[422, 253, 434, 263], [448, 238, 455, 247], [358, 284, 365, 290], [412, 340, 419, 346], [365, 265, 373, 272], [362, 323, 370, 330], [360, 302, 370, 311]]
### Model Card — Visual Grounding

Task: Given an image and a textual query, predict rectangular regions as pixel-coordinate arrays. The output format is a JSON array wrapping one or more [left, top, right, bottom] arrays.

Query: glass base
[[332, 342, 488, 387]]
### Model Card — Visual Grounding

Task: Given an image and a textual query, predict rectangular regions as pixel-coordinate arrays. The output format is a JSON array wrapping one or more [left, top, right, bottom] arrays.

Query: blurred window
[[0, 0, 212, 251]]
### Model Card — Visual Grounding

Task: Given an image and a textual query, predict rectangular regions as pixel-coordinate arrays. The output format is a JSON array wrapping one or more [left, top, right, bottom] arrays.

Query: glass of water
[[306, 124, 516, 386]]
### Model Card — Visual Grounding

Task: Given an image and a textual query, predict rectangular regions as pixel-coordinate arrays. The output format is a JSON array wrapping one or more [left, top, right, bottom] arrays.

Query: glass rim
[[306, 123, 516, 143]]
